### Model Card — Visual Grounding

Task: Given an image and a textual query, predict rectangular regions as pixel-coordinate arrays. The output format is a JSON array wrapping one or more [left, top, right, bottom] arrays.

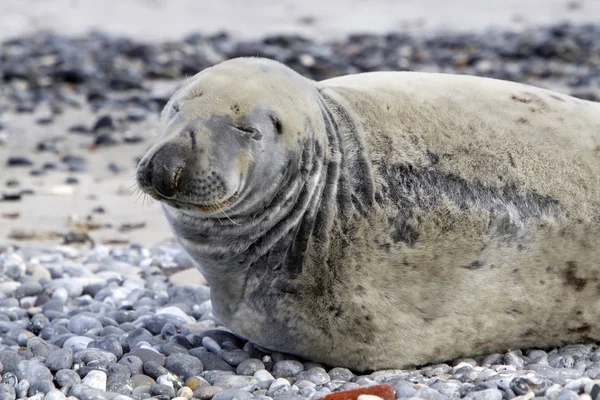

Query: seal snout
[[137, 142, 189, 199]]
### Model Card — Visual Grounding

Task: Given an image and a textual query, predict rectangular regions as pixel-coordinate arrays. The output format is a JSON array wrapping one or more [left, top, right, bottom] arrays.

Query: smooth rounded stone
[[296, 368, 330, 385], [268, 378, 291, 395], [145, 314, 190, 335], [194, 386, 224, 400], [221, 349, 250, 367], [124, 329, 155, 351], [503, 352, 525, 370], [17, 361, 53, 383], [272, 360, 304, 378], [17, 330, 35, 346], [1, 253, 26, 279], [150, 383, 175, 398], [212, 389, 255, 400], [413, 387, 445, 400], [202, 336, 222, 354], [464, 388, 503, 400], [131, 385, 151, 398], [111, 396, 134, 400], [162, 342, 189, 356], [481, 354, 504, 366], [44, 389, 67, 400], [55, 369, 81, 388], [14, 281, 43, 299], [156, 306, 196, 324], [191, 350, 235, 372], [81, 370, 107, 391], [16, 380, 30, 398], [45, 348, 74, 371], [253, 370, 275, 383], [131, 374, 155, 388], [74, 349, 117, 365], [118, 356, 144, 376], [185, 376, 211, 390], [564, 378, 593, 392], [237, 359, 265, 376], [429, 379, 462, 396], [165, 353, 204, 380], [527, 364, 582, 384], [556, 389, 580, 400], [68, 384, 112, 400], [143, 361, 170, 380], [67, 315, 103, 335], [198, 330, 245, 349], [89, 337, 123, 359], [327, 367, 353, 382], [393, 384, 417, 398], [510, 375, 552, 396], [0, 350, 20, 372], [63, 336, 94, 351], [213, 375, 259, 390], [0, 385, 16, 400], [126, 348, 165, 366], [453, 366, 482, 382], [584, 380, 600, 395], [29, 380, 55, 396], [176, 386, 193, 398]]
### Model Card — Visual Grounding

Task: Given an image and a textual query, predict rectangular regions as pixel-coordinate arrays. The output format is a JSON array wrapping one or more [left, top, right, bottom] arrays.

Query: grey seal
[[136, 57, 600, 371]]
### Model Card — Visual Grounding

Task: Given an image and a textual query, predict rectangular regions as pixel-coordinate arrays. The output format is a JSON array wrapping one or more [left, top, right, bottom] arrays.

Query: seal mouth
[[151, 191, 240, 214]]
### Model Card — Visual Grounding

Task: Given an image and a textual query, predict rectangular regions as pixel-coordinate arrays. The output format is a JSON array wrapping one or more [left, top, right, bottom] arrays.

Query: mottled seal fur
[[137, 57, 600, 371]]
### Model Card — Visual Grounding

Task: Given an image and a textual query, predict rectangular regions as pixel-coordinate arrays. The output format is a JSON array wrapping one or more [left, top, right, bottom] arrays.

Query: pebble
[[213, 375, 260, 390], [165, 353, 204, 379], [81, 370, 107, 391], [191, 350, 236, 372], [55, 369, 81, 388], [237, 358, 265, 375], [273, 360, 304, 378], [45, 348, 74, 371]]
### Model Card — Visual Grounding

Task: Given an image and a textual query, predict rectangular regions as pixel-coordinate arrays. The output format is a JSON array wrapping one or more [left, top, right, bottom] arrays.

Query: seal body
[[137, 57, 600, 371]]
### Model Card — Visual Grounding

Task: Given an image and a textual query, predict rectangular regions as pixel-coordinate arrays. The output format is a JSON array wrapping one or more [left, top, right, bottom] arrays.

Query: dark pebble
[[143, 361, 170, 380], [88, 337, 123, 358], [190, 349, 236, 372], [7, 156, 33, 167], [2, 193, 21, 201], [45, 348, 74, 371], [93, 115, 115, 132], [150, 383, 175, 398], [118, 355, 144, 376], [165, 353, 204, 380]]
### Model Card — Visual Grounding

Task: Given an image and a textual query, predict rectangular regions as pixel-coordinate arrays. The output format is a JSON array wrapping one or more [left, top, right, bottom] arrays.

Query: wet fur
[[148, 58, 600, 371]]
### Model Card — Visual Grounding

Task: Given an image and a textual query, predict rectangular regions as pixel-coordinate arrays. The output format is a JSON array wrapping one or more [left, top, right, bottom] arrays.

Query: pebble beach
[[2, 3, 600, 399]]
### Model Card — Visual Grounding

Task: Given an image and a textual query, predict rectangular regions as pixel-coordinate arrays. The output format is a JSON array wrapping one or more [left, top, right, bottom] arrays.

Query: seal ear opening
[[270, 114, 283, 135]]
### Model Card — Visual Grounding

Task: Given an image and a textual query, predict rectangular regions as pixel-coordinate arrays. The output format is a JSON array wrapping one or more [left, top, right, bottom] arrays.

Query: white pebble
[[357, 396, 384, 400], [81, 370, 107, 391], [254, 370, 275, 382], [156, 306, 195, 323]]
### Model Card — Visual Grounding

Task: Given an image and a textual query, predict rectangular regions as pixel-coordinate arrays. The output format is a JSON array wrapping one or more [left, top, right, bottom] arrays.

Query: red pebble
[[321, 384, 396, 400]]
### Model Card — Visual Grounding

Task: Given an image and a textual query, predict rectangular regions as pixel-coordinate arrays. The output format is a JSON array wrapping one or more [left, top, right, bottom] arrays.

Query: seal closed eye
[[137, 56, 600, 371]]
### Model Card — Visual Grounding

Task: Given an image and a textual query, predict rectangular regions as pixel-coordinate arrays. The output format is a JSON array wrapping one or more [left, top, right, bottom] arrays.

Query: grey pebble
[[89, 337, 123, 358], [0, 351, 19, 373], [28, 380, 55, 396], [192, 350, 236, 372], [556, 389, 580, 400], [165, 353, 204, 380], [63, 336, 93, 351], [202, 336, 222, 354], [194, 386, 224, 400], [67, 314, 103, 335], [296, 368, 330, 385], [221, 349, 250, 367], [43, 390, 67, 400], [213, 375, 259, 390], [127, 347, 165, 365], [327, 367, 353, 382], [131, 374, 155, 388], [527, 364, 583, 384], [118, 356, 144, 376], [237, 358, 265, 376], [413, 387, 445, 400], [73, 348, 117, 364], [150, 383, 175, 397], [45, 348, 73, 371], [212, 388, 255, 400], [272, 360, 304, 378], [464, 388, 503, 400], [55, 369, 81, 388]]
